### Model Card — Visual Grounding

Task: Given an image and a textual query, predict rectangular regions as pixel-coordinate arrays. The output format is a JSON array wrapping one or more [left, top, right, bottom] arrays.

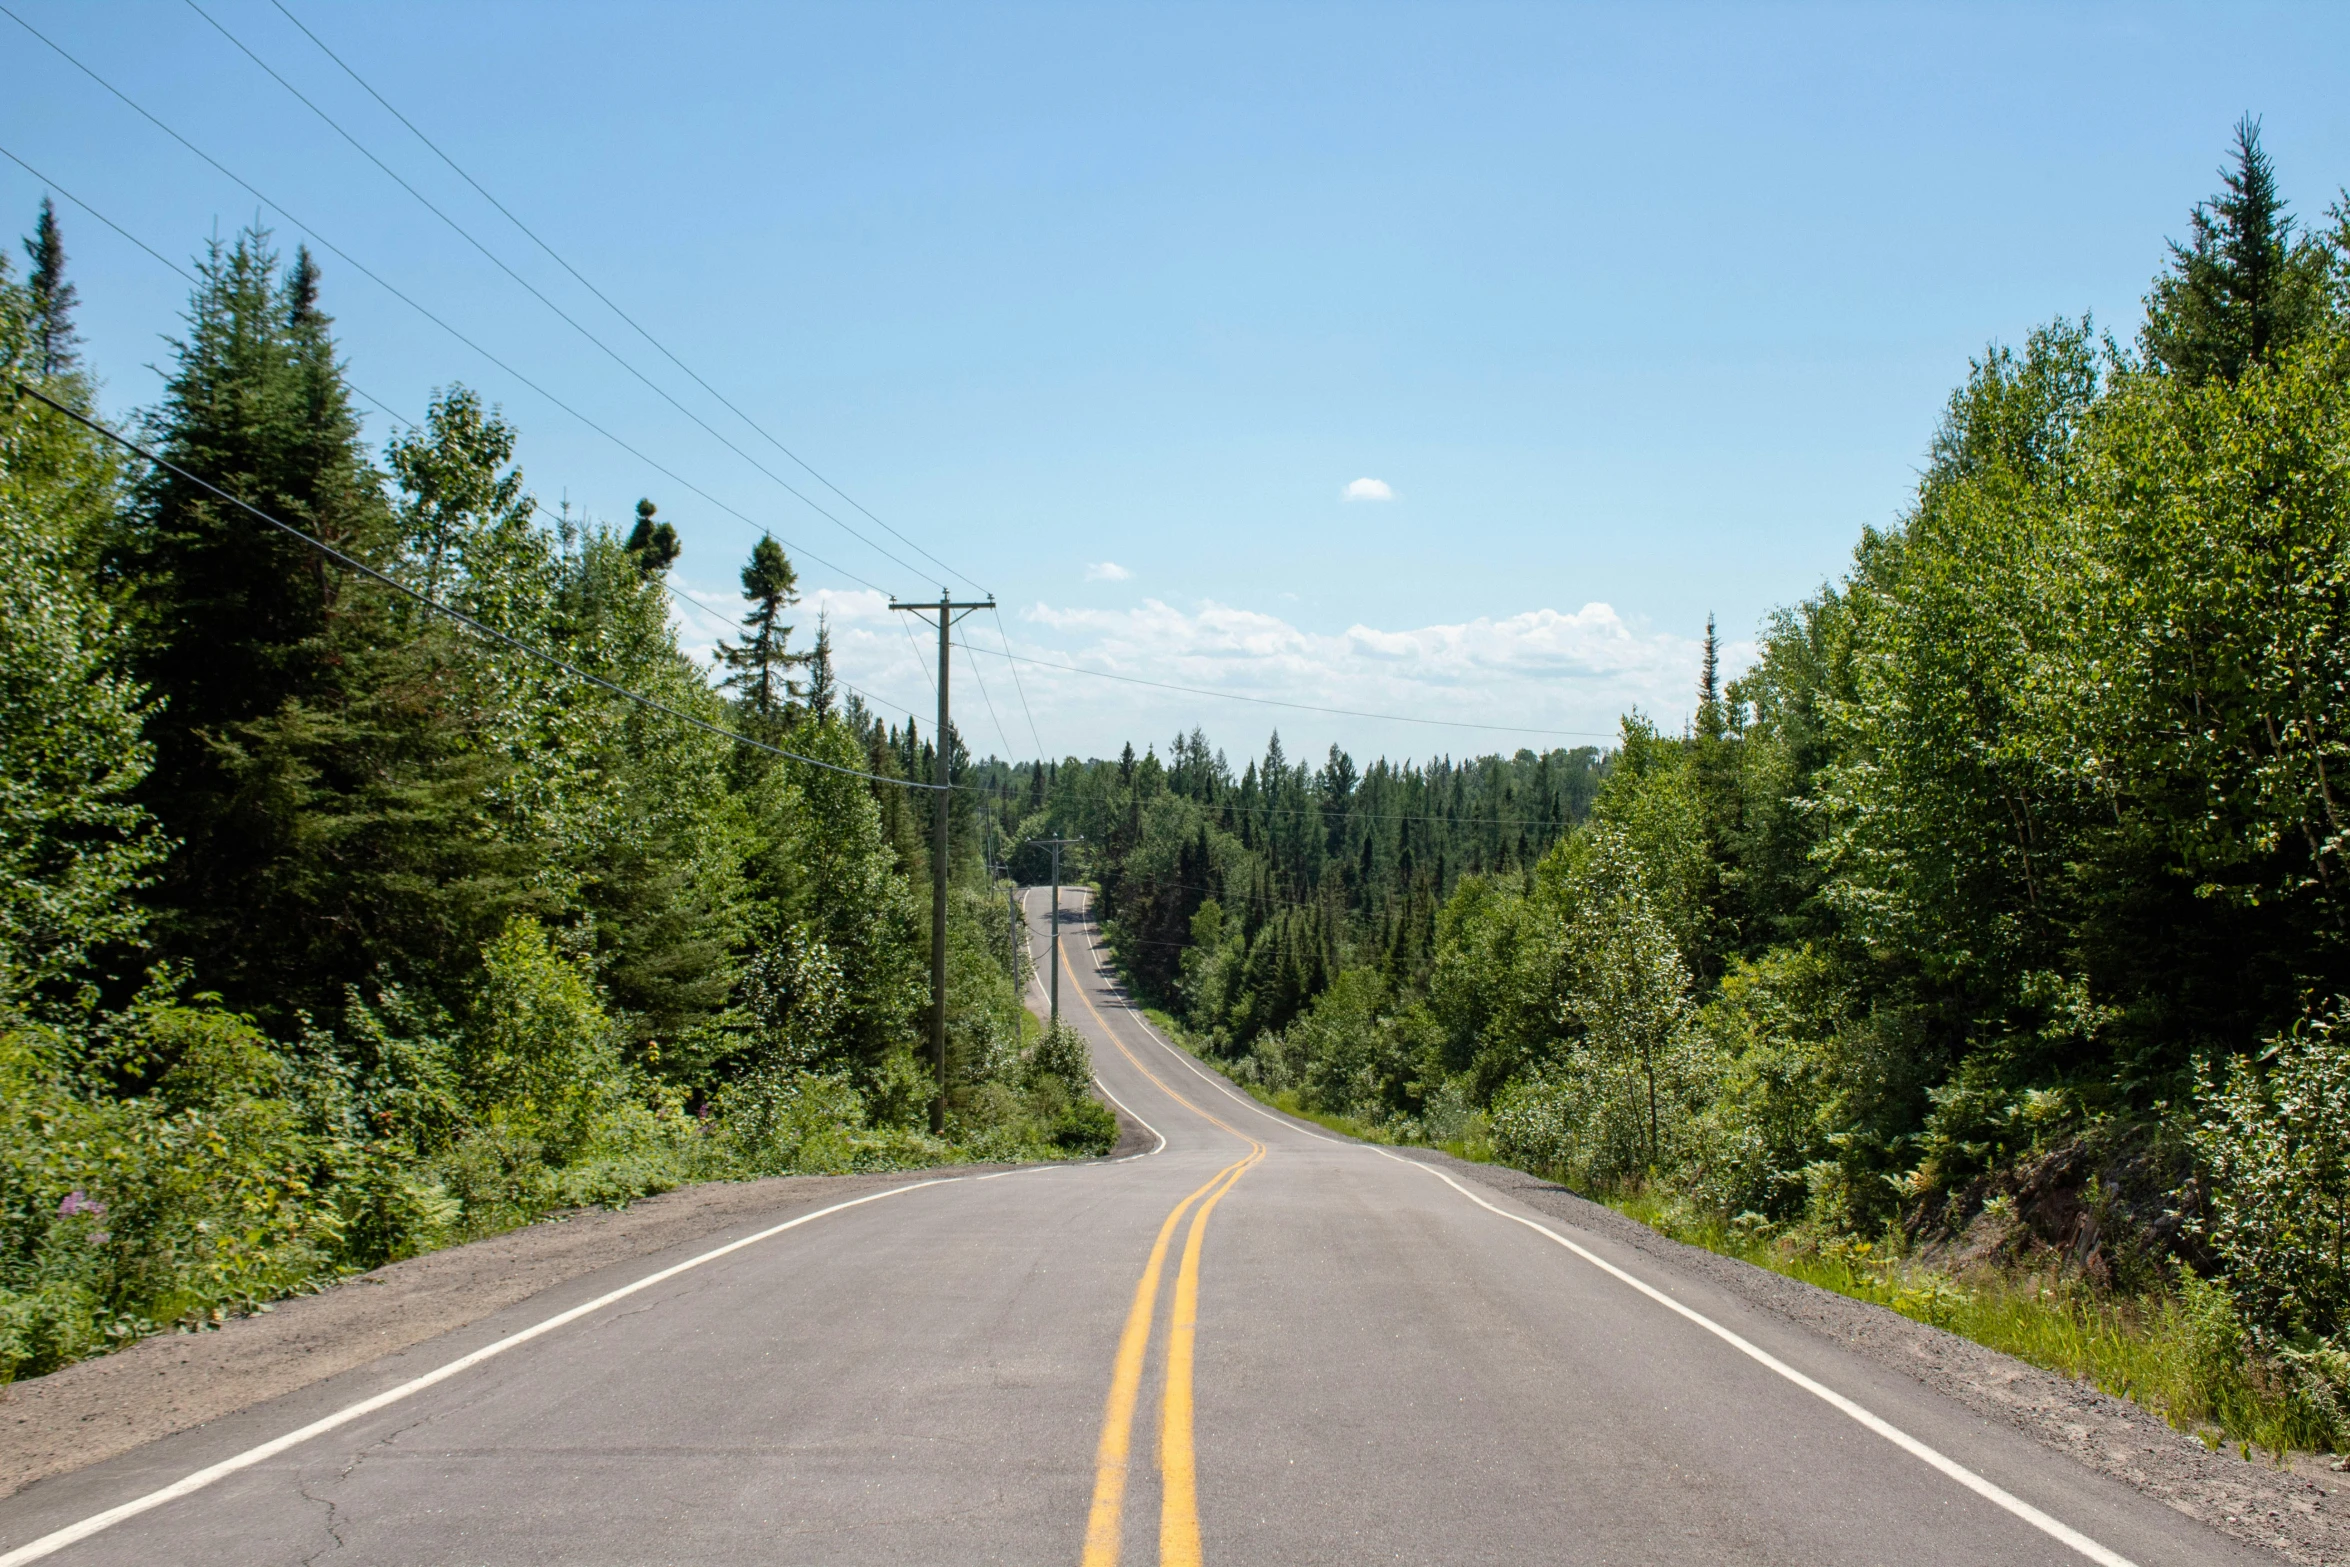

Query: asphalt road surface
[[0, 888, 2265, 1566]]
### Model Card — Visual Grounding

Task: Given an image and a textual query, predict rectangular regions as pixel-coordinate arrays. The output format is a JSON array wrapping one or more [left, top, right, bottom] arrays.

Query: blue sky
[[7, 1, 2349, 765]]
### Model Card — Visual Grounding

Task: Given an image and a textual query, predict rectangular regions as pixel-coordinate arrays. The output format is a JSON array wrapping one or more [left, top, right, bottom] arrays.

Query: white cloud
[[1343, 477, 1394, 502], [668, 577, 1748, 764], [1001, 597, 1749, 757], [1084, 561, 1134, 582]]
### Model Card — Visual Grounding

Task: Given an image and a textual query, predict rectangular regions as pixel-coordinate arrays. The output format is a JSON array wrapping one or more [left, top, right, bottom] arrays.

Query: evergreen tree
[[23, 197, 79, 378], [2144, 117, 2329, 383], [114, 231, 520, 1024], [718, 535, 802, 723], [802, 611, 838, 723], [1695, 615, 1723, 743], [624, 497, 679, 577]]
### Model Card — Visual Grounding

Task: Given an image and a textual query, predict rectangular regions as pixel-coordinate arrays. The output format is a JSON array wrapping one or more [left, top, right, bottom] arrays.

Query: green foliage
[[2195, 999, 2350, 1344], [0, 205, 1111, 1384], [1049, 128, 2350, 1452], [2144, 118, 2331, 385], [1029, 1019, 1094, 1088], [0, 275, 159, 1008]]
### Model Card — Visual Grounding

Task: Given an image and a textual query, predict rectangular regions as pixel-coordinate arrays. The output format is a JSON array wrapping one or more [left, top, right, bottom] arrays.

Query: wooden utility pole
[[888, 590, 994, 1133], [1031, 836, 1081, 1027]]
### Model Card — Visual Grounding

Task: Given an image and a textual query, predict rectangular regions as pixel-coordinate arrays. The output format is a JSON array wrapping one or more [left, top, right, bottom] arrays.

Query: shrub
[[1028, 1021, 1093, 1089], [2195, 997, 2350, 1343]]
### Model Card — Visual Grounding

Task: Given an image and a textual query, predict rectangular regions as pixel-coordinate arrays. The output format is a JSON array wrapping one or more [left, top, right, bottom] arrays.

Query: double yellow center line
[[1081, 1142, 1261, 1567], [1051, 892, 1263, 1567]]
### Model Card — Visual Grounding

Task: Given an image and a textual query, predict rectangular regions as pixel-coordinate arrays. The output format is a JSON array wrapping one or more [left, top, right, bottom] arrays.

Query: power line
[[265, 0, 990, 597], [657, 574, 926, 723], [955, 625, 1019, 765], [7, 378, 943, 793], [958, 641, 1617, 738], [990, 605, 1050, 763], [0, 140, 415, 433], [184, 0, 940, 589], [0, 4, 886, 594]]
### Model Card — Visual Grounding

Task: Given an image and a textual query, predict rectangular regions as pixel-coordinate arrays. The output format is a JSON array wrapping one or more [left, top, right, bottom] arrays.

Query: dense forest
[[0, 209, 1111, 1380], [1025, 124, 2350, 1449]]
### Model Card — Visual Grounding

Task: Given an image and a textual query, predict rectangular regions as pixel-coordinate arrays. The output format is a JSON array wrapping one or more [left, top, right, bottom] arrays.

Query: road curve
[[0, 887, 2265, 1565]]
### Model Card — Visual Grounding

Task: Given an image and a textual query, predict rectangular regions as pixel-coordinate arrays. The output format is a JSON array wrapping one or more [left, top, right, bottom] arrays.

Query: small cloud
[[1085, 561, 1133, 582], [1344, 477, 1394, 502]]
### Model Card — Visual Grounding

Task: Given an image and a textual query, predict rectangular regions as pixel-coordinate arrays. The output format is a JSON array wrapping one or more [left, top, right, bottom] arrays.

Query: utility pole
[[1008, 881, 1022, 996], [1031, 836, 1081, 1028], [889, 589, 995, 1134]]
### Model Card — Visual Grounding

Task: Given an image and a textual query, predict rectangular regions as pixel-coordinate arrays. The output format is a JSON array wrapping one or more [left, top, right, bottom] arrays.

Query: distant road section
[[0, 890, 2265, 1565]]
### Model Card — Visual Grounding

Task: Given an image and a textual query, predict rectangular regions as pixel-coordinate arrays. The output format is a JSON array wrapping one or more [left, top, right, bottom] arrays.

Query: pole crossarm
[[887, 593, 996, 1135]]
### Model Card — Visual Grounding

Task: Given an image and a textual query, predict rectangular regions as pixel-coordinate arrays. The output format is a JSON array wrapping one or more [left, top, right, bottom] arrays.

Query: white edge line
[[1089, 1072, 1167, 1156], [1018, 889, 1165, 1160], [1068, 892, 1346, 1147], [0, 1178, 958, 1567], [1370, 1149, 2137, 1567]]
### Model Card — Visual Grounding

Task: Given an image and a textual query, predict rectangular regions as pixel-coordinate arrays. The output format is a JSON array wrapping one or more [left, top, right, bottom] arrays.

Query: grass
[[1607, 1189, 2330, 1461]]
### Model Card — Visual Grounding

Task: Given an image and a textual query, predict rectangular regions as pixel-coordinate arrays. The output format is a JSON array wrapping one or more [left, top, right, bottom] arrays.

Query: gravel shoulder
[[1403, 1147, 2350, 1567]]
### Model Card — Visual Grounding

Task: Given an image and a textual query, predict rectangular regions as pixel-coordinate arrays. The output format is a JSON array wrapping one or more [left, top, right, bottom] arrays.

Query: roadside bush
[[1029, 1020, 1093, 1088], [2195, 997, 2350, 1344], [0, 1006, 338, 1382]]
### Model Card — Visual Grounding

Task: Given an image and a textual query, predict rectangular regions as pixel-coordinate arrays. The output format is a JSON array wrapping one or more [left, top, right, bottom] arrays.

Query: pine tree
[[2144, 118, 2329, 383], [1695, 615, 1724, 743], [23, 197, 79, 378], [115, 230, 524, 1025], [802, 611, 838, 722], [718, 535, 802, 723], [624, 497, 679, 577]]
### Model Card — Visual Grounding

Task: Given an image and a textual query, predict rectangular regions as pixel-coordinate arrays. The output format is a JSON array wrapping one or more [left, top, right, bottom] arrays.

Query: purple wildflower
[[58, 1190, 107, 1219]]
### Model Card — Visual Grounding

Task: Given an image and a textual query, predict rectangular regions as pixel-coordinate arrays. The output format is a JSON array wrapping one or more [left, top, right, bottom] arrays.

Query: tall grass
[[1611, 1190, 2328, 1460]]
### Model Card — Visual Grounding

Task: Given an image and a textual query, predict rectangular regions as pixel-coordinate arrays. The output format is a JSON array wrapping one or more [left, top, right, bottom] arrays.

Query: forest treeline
[[1026, 124, 2350, 1448], [0, 211, 1108, 1380]]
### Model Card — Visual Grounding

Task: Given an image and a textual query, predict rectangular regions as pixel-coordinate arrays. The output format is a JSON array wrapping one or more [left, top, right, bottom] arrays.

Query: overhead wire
[[0, 3, 887, 593], [657, 574, 927, 725], [263, 0, 990, 596], [183, 0, 941, 589], [8, 8, 1630, 748], [0, 144, 934, 740], [896, 614, 940, 705], [990, 605, 1051, 762], [0, 139, 416, 432], [8, 379, 943, 792], [954, 624, 1019, 767]]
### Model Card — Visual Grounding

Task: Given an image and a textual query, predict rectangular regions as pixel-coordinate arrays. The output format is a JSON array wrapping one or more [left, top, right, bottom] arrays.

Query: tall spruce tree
[[803, 611, 838, 722], [23, 197, 79, 379], [0, 237, 158, 1008], [116, 231, 520, 1024], [2144, 118, 2329, 383], [718, 534, 802, 724]]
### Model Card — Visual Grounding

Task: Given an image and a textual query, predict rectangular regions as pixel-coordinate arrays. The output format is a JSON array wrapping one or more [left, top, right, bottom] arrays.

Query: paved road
[[0, 889, 2262, 1566]]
